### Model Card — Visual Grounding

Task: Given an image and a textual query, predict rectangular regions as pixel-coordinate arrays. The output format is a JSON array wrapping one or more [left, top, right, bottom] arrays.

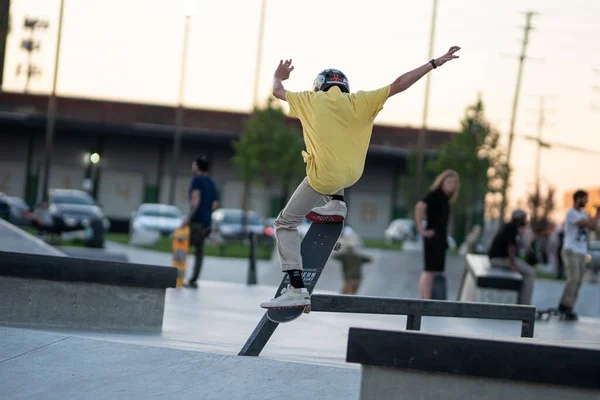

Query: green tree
[[425, 98, 507, 242], [231, 98, 304, 226]]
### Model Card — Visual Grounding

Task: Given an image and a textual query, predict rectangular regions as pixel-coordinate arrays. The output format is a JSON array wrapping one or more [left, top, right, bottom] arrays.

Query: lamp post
[[168, 0, 195, 205], [40, 0, 65, 201], [414, 0, 438, 201]]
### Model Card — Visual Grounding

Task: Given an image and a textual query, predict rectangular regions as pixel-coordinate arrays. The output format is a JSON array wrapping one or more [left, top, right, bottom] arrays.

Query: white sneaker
[[260, 285, 311, 309], [306, 200, 347, 223]]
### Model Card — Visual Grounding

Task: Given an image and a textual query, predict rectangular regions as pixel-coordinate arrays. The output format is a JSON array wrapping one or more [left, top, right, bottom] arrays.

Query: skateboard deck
[[171, 226, 190, 288], [267, 221, 344, 323], [431, 272, 447, 300]]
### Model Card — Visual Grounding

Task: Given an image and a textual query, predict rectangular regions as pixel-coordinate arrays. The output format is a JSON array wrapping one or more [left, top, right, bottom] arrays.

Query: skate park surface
[[1, 221, 599, 399]]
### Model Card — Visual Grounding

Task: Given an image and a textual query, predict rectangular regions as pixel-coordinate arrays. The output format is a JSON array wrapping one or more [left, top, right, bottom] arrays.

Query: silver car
[[130, 203, 184, 237], [211, 208, 267, 242]]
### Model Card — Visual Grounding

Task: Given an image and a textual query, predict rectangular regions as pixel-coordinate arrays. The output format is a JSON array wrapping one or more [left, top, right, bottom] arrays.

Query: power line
[[499, 10, 538, 222]]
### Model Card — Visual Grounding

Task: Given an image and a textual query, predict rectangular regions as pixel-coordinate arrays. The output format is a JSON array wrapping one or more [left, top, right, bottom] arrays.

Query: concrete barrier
[[0, 251, 177, 332], [0, 218, 66, 256], [346, 327, 600, 400]]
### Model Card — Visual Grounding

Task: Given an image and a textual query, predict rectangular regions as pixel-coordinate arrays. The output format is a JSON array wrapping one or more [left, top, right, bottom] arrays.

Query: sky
[[3, 0, 600, 215]]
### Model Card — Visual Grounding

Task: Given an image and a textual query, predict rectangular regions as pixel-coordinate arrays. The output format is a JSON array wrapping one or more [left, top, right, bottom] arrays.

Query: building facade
[[0, 92, 455, 238]]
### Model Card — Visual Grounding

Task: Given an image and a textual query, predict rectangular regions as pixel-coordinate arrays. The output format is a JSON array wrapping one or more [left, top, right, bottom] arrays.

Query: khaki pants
[[559, 249, 587, 309], [274, 177, 343, 271], [489, 257, 536, 305]]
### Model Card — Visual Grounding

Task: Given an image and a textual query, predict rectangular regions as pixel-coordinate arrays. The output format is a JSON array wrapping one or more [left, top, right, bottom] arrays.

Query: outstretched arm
[[388, 46, 460, 98], [272, 59, 294, 101]]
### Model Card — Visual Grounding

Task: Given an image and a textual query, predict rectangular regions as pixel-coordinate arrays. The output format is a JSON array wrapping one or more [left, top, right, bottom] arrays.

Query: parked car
[[0, 193, 32, 226], [46, 188, 110, 248], [211, 208, 270, 243], [384, 218, 417, 244], [130, 203, 183, 237]]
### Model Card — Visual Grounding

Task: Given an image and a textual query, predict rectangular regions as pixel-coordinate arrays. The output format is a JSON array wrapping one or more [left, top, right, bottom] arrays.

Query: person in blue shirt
[[181, 155, 219, 288]]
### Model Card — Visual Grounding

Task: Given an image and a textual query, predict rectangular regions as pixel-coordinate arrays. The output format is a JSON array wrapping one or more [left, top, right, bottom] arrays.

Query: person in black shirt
[[488, 209, 535, 304], [414, 169, 459, 299], [181, 155, 219, 288]]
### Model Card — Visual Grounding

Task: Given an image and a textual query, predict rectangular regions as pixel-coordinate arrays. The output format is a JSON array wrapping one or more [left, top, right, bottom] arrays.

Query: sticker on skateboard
[[266, 222, 344, 323]]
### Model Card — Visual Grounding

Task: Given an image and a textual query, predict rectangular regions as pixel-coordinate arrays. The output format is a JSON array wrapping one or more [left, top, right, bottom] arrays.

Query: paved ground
[[2, 226, 600, 399], [0, 327, 359, 400], [1, 280, 599, 399]]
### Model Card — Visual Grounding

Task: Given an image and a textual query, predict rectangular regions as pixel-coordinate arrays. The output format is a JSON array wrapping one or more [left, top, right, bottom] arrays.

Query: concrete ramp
[[0, 219, 65, 257]]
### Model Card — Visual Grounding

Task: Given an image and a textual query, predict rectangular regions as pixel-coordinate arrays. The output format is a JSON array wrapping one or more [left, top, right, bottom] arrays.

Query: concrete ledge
[[359, 366, 598, 400], [465, 254, 522, 290], [0, 276, 166, 331], [0, 250, 176, 289], [346, 328, 600, 399], [459, 254, 522, 304]]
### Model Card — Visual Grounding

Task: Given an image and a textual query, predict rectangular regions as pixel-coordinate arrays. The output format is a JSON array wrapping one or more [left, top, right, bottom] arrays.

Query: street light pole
[[168, 2, 194, 205], [41, 0, 65, 200], [414, 0, 438, 201], [252, 0, 267, 107]]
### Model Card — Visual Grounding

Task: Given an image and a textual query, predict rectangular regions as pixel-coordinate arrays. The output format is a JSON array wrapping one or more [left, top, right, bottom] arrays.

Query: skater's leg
[[306, 188, 347, 223], [261, 177, 322, 309], [559, 249, 581, 309], [274, 177, 323, 272], [514, 258, 535, 305], [421, 241, 445, 299], [187, 222, 208, 287], [419, 271, 434, 299]]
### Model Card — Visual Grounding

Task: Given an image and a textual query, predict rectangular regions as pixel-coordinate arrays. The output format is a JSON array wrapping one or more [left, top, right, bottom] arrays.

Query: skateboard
[[171, 226, 190, 288], [266, 221, 344, 323], [431, 272, 447, 300], [536, 307, 576, 321]]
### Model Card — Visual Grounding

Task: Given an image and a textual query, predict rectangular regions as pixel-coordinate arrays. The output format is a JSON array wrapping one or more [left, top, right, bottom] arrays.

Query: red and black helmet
[[312, 69, 350, 93]]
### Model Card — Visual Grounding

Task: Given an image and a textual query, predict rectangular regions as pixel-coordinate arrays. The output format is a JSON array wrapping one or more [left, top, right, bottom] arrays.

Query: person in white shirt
[[557, 190, 600, 320]]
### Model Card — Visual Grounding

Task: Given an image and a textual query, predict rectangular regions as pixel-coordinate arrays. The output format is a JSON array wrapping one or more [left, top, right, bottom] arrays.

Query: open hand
[[435, 46, 460, 67], [274, 59, 294, 81], [421, 229, 435, 239]]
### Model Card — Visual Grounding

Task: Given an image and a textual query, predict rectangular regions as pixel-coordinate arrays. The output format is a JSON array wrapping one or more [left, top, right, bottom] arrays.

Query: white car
[[130, 203, 184, 238], [384, 218, 416, 244]]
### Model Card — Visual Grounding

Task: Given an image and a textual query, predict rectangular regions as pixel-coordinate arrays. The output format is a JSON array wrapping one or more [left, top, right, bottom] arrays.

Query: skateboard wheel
[[303, 305, 311, 314], [334, 242, 342, 251]]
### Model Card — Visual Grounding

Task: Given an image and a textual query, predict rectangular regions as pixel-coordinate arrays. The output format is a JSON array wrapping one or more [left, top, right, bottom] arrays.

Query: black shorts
[[423, 239, 446, 272]]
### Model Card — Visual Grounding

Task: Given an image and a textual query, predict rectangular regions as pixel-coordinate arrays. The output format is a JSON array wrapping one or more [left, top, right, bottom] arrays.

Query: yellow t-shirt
[[286, 85, 390, 195]]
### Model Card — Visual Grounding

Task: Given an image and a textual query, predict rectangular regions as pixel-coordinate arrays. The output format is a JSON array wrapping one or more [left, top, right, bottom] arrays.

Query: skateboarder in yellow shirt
[[261, 46, 461, 310]]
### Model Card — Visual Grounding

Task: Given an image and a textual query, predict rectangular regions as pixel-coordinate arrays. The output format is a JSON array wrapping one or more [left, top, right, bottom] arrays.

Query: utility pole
[[498, 11, 537, 222], [415, 0, 438, 200], [41, 0, 65, 200], [18, 17, 48, 92], [252, 0, 267, 107], [533, 97, 549, 195], [168, 4, 194, 205]]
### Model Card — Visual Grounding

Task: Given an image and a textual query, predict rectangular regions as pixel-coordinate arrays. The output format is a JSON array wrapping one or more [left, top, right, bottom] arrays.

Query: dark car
[[0, 193, 33, 226], [47, 189, 110, 248], [0, 193, 31, 226]]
